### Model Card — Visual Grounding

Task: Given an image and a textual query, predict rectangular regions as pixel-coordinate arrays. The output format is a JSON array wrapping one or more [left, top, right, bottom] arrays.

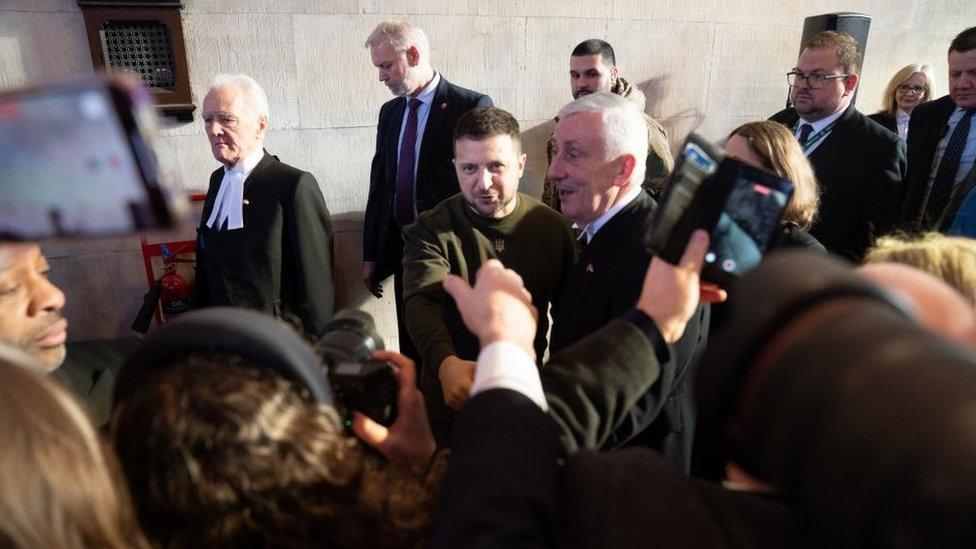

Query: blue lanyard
[[792, 119, 839, 153]]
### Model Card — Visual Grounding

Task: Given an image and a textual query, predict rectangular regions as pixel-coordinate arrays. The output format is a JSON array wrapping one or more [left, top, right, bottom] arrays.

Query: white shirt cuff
[[472, 341, 547, 412]]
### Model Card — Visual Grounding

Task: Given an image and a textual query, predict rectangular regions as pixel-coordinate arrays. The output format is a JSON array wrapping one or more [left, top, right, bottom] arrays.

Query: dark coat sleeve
[[434, 389, 561, 549], [867, 112, 897, 134], [865, 128, 907, 238], [284, 173, 334, 335], [401, 217, 460, 376], [543, 315, 671, 453], [193, 169, 223, 308], [364, 102, 391, 268], [194, 230, 213, 308]]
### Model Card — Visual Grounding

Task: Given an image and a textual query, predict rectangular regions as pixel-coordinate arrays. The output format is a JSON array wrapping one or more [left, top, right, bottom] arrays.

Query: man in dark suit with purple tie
[[363, 19, 492, 363]]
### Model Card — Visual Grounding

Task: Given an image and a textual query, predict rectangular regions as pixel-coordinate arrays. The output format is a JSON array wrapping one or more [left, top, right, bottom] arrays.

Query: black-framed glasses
[[897, 84, 927, 95], [786, 70, 850, 89]]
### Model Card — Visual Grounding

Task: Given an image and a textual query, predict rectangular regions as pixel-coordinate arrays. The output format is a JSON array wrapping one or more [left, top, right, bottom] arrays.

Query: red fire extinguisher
[[132, 243, 195, 334], [160, 264, 191, 316]]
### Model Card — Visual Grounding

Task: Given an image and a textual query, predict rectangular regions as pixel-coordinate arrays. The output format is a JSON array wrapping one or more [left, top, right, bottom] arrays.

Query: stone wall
[[1, 0, 971, 345]]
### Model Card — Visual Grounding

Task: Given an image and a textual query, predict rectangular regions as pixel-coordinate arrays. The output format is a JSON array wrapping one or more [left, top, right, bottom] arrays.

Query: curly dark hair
[[111, 352, 444, 548]]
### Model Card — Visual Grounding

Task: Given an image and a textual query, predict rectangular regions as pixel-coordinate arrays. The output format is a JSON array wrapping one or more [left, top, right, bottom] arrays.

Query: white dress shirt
[[574, 183, 643, 243], [206, 147, 264, 231], [896, 109, 911, 141], [471, 340, 547, 411]]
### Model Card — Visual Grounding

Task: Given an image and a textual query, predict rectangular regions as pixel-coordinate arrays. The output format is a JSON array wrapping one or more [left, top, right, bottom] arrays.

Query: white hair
[[365, 19, 430, 59], [557, 92, 648, 181], [207, 73, 269, 119]]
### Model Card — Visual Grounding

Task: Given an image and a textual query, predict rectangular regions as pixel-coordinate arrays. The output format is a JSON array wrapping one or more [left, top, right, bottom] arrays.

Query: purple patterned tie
[[395, 97, 422, 227]]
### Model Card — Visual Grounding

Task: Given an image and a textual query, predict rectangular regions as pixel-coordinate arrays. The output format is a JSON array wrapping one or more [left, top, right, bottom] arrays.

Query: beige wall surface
[[1, 0, 972, 344]]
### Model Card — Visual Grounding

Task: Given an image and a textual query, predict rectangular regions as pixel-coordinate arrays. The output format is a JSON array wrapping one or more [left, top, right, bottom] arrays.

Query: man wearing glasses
[[902, 26, 976, 234], [771, 30, 905, 260]]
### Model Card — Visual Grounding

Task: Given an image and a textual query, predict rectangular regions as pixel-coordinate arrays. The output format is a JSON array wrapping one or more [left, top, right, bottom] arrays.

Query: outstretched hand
[[351, 350, 436, 475], [442, 259, 538, 360], [640, 230, 727, 342]]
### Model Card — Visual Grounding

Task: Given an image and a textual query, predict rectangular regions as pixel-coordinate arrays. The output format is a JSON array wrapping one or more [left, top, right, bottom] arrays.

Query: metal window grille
[[100, 20, 175, 89]]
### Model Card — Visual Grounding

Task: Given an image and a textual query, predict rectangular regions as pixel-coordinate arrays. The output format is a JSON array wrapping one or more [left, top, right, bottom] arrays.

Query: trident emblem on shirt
[[493, 238, 506, 253]]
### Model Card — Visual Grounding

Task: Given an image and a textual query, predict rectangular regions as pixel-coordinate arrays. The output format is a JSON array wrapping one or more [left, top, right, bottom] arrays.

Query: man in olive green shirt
[[402, 107, 575, 445]]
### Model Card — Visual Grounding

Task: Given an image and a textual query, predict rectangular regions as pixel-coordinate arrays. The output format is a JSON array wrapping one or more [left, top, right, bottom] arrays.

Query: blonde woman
[[869, 64, 936, 140], [0, 346, 148, 548], [864, 232, 976, 306]]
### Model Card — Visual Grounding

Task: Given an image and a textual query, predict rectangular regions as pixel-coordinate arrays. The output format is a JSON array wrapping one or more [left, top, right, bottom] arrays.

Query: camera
[[645, 133, 794, 285], [316, 309, 398, 427]]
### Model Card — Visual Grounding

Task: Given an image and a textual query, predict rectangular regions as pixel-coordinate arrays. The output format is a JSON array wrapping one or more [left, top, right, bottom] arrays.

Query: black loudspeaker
[[799, 12, 871, 57], [787, 12, 872, 108]]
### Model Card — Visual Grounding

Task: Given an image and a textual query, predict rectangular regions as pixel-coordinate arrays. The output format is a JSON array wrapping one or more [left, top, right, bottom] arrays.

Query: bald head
[[858, 262, 976, 346]]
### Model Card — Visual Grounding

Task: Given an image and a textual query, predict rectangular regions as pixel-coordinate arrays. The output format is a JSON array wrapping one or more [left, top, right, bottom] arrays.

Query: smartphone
[[0, 74, 189, 240], [644, 133, 722, 257], [699, 162, 793, 284], [646, 133, 794, 285]]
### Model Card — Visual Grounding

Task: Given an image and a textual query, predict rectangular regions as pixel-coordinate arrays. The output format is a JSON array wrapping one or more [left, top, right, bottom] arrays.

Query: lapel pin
[[586, 263, 595, 274], [440, 102, 448, 109], [242, 199, 250, 205]]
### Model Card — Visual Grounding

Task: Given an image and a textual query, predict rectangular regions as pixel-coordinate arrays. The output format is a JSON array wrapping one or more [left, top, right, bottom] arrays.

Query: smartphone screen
[[0, 83, 162, 239], [705, 172, 792, 278], [645, 134, 723, 261]]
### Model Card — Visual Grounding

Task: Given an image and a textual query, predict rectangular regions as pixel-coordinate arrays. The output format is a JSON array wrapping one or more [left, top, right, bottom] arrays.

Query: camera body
[[645, 133, 795, 285], [316, 309, 398, 427]]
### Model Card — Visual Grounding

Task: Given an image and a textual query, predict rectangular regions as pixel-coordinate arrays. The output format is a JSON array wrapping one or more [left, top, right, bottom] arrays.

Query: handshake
[[354, 230, 724, 471]]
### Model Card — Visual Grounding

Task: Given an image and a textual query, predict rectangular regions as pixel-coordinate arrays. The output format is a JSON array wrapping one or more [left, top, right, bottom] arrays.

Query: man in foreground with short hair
[[402, 106, 575, 445], [902, 26, 976, 233], [542, 38, 673, 209], [770, 30, 905, 260], [547, 92, 708, 470], [363, 19, 492, 362], [195, 73, 334, 336]]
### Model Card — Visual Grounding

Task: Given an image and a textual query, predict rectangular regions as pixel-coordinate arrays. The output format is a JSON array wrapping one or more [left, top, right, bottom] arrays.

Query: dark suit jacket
[[195, 151, 334, 336], [770, 105, 906, 260], [901, 95, 959, 229], [434, 317, 654, 548], [435, 319, 802, 548], [363, 76, 492, 281], [550, 192, 709, 472], [867, 111, 897, 134]]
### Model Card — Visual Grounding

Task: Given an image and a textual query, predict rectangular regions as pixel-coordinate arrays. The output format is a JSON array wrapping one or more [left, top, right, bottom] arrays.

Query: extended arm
[[402, 222, 462, 375], [436, 232, 722, 545]]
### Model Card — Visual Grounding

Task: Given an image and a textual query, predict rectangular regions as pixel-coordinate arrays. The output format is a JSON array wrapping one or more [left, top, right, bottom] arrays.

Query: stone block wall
[[1, 0, 971, 345]]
